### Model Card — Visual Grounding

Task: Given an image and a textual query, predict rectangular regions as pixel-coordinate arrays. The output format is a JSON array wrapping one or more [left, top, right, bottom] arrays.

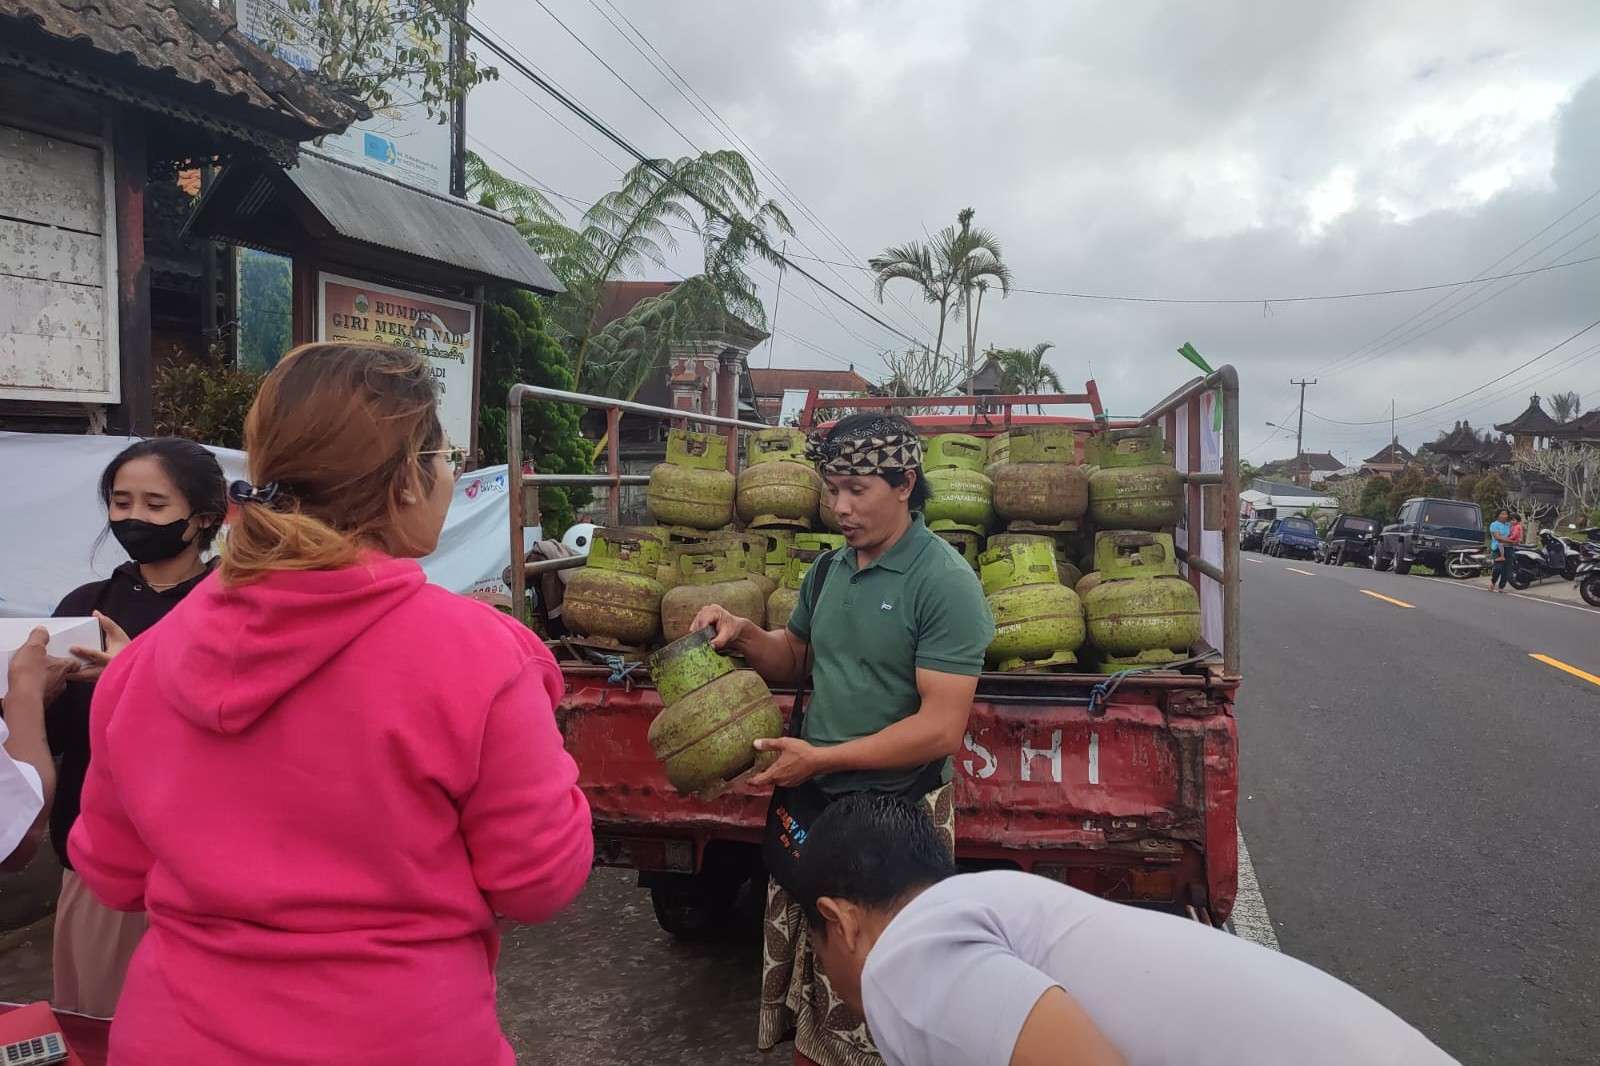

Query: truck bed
[[557, 664, 1239, 921]]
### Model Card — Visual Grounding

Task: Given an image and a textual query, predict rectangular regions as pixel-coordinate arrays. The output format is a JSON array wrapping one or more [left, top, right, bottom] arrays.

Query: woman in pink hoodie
[[69, 342, 594, 1064]]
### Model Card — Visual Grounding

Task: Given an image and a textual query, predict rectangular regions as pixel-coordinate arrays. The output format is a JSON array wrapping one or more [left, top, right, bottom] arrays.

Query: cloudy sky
[[468, 0, 1600, 464]]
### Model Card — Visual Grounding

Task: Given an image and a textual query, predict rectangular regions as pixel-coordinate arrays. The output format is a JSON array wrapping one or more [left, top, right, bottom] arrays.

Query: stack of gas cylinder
[[564, 422, 1201, 676], [563, 427, 846, 655], [972, 423, 1200, 673]]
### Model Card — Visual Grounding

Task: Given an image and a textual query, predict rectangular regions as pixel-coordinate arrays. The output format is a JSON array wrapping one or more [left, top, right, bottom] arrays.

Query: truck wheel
[[649, 873, 745, 941], [1393, 549, 1412, 575], [1330, 545, 1345, 567], [1372, 548, 1391, 572]]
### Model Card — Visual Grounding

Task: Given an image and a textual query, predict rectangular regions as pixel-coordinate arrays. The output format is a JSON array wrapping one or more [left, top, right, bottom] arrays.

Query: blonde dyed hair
[[221, 342, 444, 586]]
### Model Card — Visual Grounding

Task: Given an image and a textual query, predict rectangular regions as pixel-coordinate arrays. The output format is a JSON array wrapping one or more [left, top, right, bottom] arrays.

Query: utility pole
[[1390, 399, 1396, 453], [1291, 378, 1317, 485], [449, 0, 468, 198]]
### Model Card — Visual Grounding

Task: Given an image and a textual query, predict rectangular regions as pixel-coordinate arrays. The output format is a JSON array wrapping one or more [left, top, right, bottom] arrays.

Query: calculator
[[1, 1032, 67, 1065]]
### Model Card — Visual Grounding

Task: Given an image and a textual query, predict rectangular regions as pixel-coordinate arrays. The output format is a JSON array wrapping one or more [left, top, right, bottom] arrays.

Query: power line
[[581, 0, 950, 355], [1003, 253, 1600, 305], [526, 0, 702, 154], [466, 135, 883, 376], [466, 19, 951, 357], [1311, 185, 1600, 376], [1306, 315, 1600, 427], [1316, 216, 1600, 378]]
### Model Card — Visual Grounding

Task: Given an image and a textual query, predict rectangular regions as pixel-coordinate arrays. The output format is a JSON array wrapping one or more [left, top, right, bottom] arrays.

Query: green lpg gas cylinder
[[737, 428, 822, 530], [660, 542, 766, 642], [647, 628, 782, 794], [562, 527, 665, 647], [647, 430, 736, 530], [979, 541, 1085, 671], [993, 426, 1088, 527]]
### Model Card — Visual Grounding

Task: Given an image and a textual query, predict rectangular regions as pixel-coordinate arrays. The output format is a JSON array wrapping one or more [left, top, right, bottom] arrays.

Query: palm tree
[[868, 240, 958, 381], [466, 150, 792, 398], [951, 208, 1012, 391], [991, 343, 1062, 413], [869, 207, 1012, 395], [1550, 390, 1582, 424]]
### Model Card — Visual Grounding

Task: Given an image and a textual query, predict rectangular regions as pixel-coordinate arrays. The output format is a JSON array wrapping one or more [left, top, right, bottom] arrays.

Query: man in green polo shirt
[[691, 412, 993, 1066]]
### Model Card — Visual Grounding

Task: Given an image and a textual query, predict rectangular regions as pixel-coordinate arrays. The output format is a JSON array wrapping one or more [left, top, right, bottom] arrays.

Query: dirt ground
[[0, 867, 774, 1065]]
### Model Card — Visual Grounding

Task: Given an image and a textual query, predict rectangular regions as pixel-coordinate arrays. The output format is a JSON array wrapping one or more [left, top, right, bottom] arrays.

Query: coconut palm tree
[[992, 343, 1062, 413], [951, 208, 1012, 390], [1550, 390, 1582, 424], [869, 207, 1013, 395]]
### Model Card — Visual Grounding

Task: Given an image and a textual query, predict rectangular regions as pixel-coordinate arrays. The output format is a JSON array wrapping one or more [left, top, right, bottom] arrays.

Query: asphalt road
[[1235, 553, 1600, 1066]]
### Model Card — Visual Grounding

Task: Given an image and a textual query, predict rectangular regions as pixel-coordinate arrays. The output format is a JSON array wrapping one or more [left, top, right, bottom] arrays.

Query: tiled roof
[[1494, 395, 1561, 435], [1363, 440, 1413, 465], [749, 367, 873, 396], [1550, 410, 1600, 439], [1262, 451, 1345, 475], [0, 0, 362, 138]]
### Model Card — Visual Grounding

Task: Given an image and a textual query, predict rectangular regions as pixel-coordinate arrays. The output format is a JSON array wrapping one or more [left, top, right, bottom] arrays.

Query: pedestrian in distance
[[793, 793, 1461, 1066], [690, 412, 994, 1066], [45, 435, 228, 1016], [68, 342, 593, 1064], [1488, 508, 1515, 592]]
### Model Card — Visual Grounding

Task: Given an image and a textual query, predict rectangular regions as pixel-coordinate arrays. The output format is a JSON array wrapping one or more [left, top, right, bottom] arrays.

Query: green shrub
[[153, 360, 263, 449], [479, 291, 592, 537]]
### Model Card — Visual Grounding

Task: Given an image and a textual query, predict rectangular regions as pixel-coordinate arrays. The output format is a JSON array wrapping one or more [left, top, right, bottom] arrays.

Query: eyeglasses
[[420, 445, 468, 478]]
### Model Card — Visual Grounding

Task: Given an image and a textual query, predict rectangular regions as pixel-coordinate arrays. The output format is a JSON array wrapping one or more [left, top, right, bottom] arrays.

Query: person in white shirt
[[2, 628, 72, 869], [792, 793, 1460, 1066]]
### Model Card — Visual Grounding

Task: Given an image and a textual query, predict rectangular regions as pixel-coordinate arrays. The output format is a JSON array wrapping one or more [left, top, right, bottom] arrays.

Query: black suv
[[1373, 497, 1484, 575], [1318, 513, 1380, 567]]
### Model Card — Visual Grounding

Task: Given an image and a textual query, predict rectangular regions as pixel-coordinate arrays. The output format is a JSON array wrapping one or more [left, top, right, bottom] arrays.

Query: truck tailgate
[[557, 673, 1238, 920]]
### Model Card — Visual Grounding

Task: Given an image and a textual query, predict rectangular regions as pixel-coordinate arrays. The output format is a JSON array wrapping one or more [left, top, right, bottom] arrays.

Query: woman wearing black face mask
[[45, 436, 226, 1017]]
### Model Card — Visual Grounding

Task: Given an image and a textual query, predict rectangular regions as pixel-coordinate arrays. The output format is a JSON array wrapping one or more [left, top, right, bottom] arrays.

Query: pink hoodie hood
[[154, 555, 426, 734]]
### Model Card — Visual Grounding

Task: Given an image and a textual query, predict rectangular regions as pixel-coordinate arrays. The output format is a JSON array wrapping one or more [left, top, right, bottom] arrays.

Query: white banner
[[0, 433, 535, 619]]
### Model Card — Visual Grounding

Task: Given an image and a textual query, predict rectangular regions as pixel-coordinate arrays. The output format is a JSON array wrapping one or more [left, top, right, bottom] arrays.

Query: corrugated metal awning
[[186, 150, 565, 294]]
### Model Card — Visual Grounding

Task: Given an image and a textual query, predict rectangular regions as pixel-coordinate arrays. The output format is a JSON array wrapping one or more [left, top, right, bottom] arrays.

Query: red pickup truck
[[508, 368, 1241, 936]]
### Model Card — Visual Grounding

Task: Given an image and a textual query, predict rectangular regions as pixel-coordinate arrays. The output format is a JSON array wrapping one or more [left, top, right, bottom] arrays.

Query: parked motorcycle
[[1444, 546, 1490, 580], [1507, 529, 1580, 590], [1575, 529, 1600, 608]]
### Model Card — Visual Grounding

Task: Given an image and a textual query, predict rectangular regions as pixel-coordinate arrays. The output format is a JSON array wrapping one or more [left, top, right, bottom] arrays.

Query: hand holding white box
[[0, 619, 102, 699]]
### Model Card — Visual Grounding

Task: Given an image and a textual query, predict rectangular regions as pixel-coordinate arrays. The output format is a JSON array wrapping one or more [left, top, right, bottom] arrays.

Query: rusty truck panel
[[560, 670, 1238, 920]]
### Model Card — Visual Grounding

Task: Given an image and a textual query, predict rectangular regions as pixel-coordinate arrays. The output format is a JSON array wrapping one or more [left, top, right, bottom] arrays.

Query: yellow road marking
[[1360, 589, 1415, 609], [1530, 654, 1600, 688], [1284, 566, 1315, 576]]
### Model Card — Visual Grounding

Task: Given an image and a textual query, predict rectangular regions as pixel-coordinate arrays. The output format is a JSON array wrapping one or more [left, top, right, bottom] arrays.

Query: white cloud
[[470, 0, 1600, 461]]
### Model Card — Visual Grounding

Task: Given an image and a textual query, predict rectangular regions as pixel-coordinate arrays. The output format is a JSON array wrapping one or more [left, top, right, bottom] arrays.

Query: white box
[[0, 618, 101, 698]]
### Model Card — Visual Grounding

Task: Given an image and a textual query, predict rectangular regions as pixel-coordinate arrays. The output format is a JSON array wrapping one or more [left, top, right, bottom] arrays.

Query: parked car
[[1317, 513, 1380, 567], [1240, 519, 1271, 552], [1263, 516, 1320, 559], [1373, 497, 1484, 575]]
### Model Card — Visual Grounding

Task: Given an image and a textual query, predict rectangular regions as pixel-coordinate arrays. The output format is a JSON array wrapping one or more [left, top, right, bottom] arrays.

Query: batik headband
[[804, 421, 924, 476]]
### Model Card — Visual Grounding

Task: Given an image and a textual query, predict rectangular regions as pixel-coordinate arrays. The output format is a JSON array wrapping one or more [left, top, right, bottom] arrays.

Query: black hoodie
[[46, 560, 213, 868]]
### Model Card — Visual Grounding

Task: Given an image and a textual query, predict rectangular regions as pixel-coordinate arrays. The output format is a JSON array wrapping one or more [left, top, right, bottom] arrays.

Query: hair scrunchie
[[228, 480, 281, 506]]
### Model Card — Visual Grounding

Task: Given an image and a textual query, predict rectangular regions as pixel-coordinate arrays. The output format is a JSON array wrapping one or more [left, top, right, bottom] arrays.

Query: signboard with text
[[234, 0, 453, 195], [317, 273, 476, 448]]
